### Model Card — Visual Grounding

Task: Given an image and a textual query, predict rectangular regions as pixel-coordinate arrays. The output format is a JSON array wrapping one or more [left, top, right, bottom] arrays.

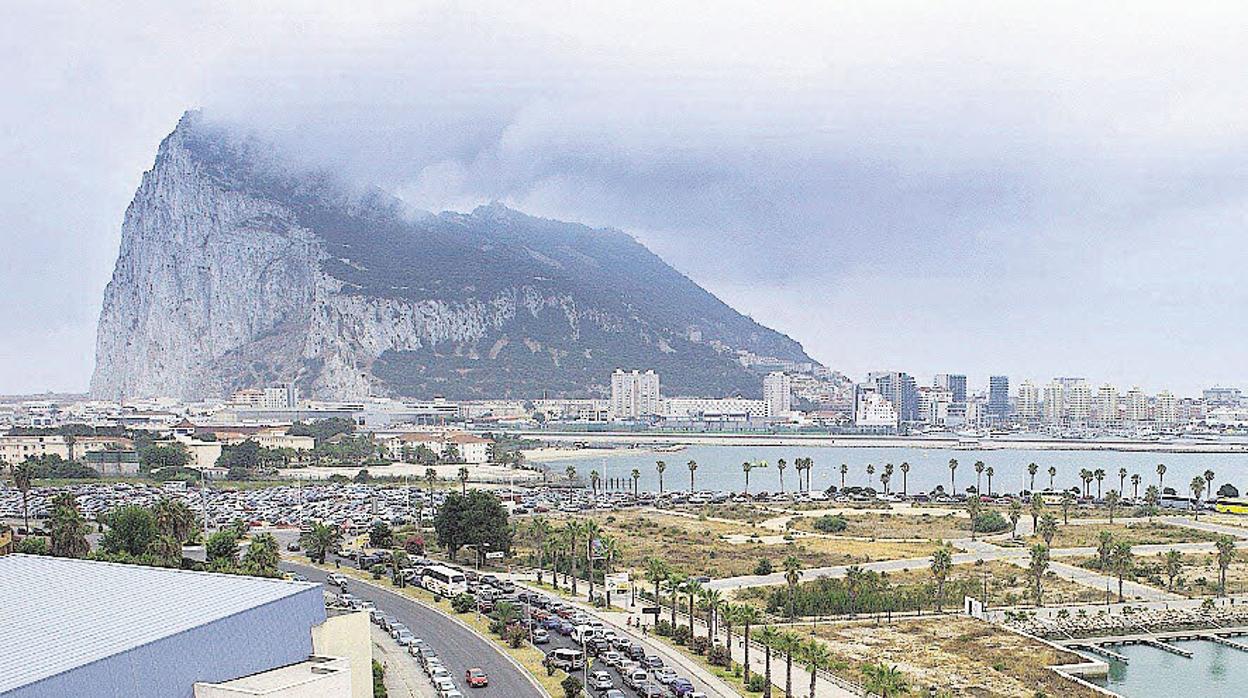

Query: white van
[[549, 648, 585, 671], [571, 624, 604, 644]]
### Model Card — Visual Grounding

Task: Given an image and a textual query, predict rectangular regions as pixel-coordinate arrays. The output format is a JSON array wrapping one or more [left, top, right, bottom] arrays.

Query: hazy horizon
[[3, 2, 1248, 396]]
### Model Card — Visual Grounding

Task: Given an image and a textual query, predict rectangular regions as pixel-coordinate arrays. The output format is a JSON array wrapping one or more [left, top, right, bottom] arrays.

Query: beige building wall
[[193, 656, 352, 698], [312, 611, 373, 698]]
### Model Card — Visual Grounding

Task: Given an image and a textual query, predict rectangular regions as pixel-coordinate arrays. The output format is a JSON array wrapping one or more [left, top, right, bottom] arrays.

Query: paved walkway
[[373, 626, 436, 698]]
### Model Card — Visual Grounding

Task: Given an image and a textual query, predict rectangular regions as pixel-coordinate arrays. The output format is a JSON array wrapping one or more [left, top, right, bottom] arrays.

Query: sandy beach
[[278, 462, 541, 483], [520, 446, 646, 462]]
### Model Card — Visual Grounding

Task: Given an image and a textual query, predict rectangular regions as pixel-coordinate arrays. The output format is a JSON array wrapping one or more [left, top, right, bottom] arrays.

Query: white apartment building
[[609, 370, 661, 420], [854, 390, 898, 428], [229, 385, 298, 410], [1017, 381, 1040, 423], [1043, 382, 1065, 426], [1066, 380, 1091, 426], [918, 387, 953, 425], [762, 371, 793, 417], [1155, 391, 1178, 426], [1096, 384, 1119, 428], [381, 432, 492, 464], [1124, 387, 1149, 425]]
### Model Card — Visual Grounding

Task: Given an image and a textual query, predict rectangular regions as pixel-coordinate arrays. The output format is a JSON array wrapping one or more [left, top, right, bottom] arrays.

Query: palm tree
[[860, 662, 909, 697], [804, 458, 816, 492], [1094, 468, 1105, 499], [1047, 465, 1057, 491], [565, 465, 577, 485], [154, 497, 197, 543], [584, 519, 602, 602], [1008, 499, 1022, 539], [590, 470, 602, 497], [656, 460, 667, 495], [645, 556, 669, 602], [1105, 490, 1120, 523], [425, 466, 437, 495], [777, 458, 787, 492], [685, 579, 703, 634], [720, 603, 739, 653], [1112, 541, 1133, 602], [1038, 513, 1058, 547], [530, 517, 553, 584], [1029, 494, 1044, 531], [563, 520, 582, 593], [1190, 476, 1207, 520], [783, 554, 802, 619], [737, 605, 762, 683], [1029, 543, 1050, 606], [865, 463, 875, 489], [702, 587, 723, 641], [1145, 485, 1160, 514], [966, 496, 982, 541], [899, 462, 910, 497], [1079, 468, 1092, 498], [1157, 463, 1167, 491], [12, 461, 34, 533], [1027, 462, 1039, 493], [839, 463, 848, 490], [458, 466, 469, 494], [666, 572, 687, 628], [1061, 490, 1074, 524], [687, 460, 698, 492], [930, 546, 952, 612], [801, 639, 833, 698], [1118, 467, 1128, 496], [948, 458, 958, 494], [755, 626, 780, 698], [742, 461, 755, 496], [883, 463, 894, 495], [300, 521, 340, 564], [48, 493, 89, 558], [1164, 549, 1183, 592], [1204, 469, 1216, 500], [974, 460, 985, 495], [1217, 535, 1236, 596], [778, 630, 801, 698], [985, 466, 995, 496], [630, 468, 641, 497]]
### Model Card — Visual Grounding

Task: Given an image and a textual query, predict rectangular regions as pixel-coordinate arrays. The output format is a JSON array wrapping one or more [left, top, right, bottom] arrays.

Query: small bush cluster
[[707, 644, 732, 667], [451, 593, 475, 613], [690, 636, 709, 655], [814, 514, 848, 533]]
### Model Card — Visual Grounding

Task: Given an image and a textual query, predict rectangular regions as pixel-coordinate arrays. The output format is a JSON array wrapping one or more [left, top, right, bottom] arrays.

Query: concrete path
[[373, 626, 436, 698]]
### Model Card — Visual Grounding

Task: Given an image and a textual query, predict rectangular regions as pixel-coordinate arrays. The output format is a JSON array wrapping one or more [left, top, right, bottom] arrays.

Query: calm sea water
[[1087, 639, 1248, 697], [546, 443, 1248, 497]]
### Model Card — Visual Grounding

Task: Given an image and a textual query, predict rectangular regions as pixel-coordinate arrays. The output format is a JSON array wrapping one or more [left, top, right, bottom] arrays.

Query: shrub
[[561, 675, 583, 698], [655, 619, 674, 636], [690, 636, 709, 655], [754, 559, 774, 575], [708, 644, 732, 667], [451, 593, 475, 613], [673, 625, 692, 645], [506, 625, 527, 648], [973, 511, 1010, 533], [814, 514, 848, 533], [747, 674, 768, 693], [370, 563, 386, 580]]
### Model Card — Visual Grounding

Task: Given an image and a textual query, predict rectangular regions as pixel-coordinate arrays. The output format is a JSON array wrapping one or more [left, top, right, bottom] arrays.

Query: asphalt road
[[281, 560, 543, 698]]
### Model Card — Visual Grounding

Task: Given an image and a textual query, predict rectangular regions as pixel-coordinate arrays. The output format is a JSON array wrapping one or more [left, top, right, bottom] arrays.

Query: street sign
[[605, 572, 630, 593], [641, 606, 661, 615], [485, 550, 505, 559]]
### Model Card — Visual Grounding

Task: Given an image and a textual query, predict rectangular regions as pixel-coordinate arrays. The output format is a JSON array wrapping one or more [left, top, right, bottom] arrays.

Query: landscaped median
[[301, 560, 566, 697]]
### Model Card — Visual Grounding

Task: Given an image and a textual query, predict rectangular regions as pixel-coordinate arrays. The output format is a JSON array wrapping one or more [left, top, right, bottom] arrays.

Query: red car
[[465, 668, 489, 688]]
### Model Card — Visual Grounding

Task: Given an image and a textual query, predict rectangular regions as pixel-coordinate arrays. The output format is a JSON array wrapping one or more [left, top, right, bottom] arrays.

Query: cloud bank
[[2, 1, 1247, 394]]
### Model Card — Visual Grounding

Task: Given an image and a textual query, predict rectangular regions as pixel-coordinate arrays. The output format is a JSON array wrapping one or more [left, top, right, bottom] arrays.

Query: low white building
[[381, 432, 493, 464]]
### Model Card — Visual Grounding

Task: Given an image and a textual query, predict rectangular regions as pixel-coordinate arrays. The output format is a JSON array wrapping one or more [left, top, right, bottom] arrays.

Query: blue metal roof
[[0, 554, 321, 694]]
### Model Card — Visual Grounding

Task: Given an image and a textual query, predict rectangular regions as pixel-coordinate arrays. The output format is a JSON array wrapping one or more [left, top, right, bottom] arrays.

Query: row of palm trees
[[564, 457, 1220, 502], [643, 556, 840, 698], [525, 516, 622, 603]]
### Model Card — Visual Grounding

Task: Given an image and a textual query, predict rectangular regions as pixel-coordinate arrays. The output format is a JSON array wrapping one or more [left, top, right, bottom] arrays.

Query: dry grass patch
[[881, 560, 1106, 607], [812, 615, 1101, 697], [789, 510, 967, 541], [1023, 520, 1220, 549]]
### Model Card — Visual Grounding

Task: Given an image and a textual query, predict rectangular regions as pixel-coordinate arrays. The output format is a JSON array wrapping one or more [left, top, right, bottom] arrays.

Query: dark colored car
[[627, 644, 645, 661], [669, 679, 695, 697], [558, 621, 575, 636]]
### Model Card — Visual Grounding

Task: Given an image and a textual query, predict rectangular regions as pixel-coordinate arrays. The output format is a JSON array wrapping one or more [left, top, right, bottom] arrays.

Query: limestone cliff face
[[91, 113, 816, 401]]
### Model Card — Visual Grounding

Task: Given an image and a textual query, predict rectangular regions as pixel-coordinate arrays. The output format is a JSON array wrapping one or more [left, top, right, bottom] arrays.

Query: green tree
[[140, 444, 191, 472], [48, 493, 90, 558], [560, 675, 582, 698], [1027, 462, 1039, 492], [1029, 544, 1050, 606], [777, 630, 801, 698], [1106, 489, 1121, 524], [458, 466, 469, 493], [1060, 490, 1074, 525], [1216, 535, 1236, 597], [206, 530, 240, 565], [1096, 530, 1114, 571], [1029, 494, 1045, 531], [300, 521, 341, 564], [861, 662, 909, 697], [369, 521, 394, 549], [1111, 541, 1133, 602], [1191, 476, 1207, 519], [802, 639, 834, 698], [1164, 550, 1183, 592], [930, 546, 952, 612], [219, 440, 262, 480], [948, 459, 958, 494], [1037, 513, 1058, 548], [11, 461, 34, 533], [434, 490, 511, 565], [755, 626, 779, 698], [737, 604, 762, 684], [243, 532, 280, 577], [784, 555, 802, 619], [101, 505, 160, 557], [656, 460, 667, 495], [687, 459, 698, 491], [154, 498, 197, 543], [1008, 499, 1022, 540], [966, 496, 982, 541]]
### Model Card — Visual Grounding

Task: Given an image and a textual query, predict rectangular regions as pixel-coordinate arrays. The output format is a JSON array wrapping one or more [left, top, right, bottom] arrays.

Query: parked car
[[641, 656, 663, 670], [624, 669, 649, 690], [532, 628, 550, 644], [626, 644, 645, 661]]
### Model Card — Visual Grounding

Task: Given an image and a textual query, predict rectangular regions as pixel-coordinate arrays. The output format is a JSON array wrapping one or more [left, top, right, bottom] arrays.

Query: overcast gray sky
[[2, 2, 1246, 396]]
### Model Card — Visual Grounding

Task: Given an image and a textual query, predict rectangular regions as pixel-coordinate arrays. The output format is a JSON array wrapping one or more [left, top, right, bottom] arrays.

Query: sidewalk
[[372, 626, 435, 698]]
